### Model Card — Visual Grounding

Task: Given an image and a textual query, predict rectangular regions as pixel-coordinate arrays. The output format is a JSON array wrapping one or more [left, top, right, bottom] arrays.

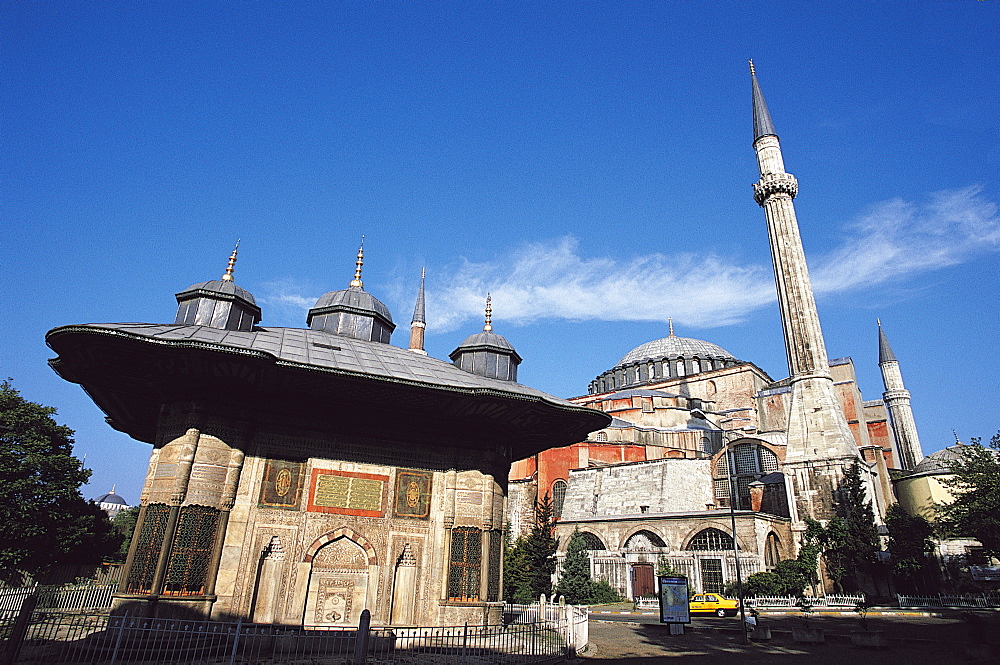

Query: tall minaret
[[750, 62, 861, 522], [878, 320, 923, 470], [408, 268, 427, 354]]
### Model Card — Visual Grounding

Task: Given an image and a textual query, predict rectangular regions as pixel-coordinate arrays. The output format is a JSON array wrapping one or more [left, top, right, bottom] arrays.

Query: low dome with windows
[[589, 321, 742, 394]]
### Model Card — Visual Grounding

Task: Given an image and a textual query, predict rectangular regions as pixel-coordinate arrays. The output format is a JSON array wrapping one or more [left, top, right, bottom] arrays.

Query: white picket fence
[[0, 584, 115, 613], [746, 594, 864, 608]]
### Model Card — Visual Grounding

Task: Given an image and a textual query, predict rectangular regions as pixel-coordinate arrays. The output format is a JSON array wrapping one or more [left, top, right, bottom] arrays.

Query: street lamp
[[726, 445, 749, 643]]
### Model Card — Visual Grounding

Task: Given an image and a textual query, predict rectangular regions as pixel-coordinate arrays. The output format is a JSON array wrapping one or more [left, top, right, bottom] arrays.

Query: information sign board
[[658, 575, 690, 624]]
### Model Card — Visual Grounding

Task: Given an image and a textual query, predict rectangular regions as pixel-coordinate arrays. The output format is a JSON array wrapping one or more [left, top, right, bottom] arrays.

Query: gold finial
[[222, 239, 240, 282], [668, 317, 675, 337], [483, 293, 493, 332], [877, 317, 882, 327], [748, 59, 756, 76], [349, 236, 365, 288]]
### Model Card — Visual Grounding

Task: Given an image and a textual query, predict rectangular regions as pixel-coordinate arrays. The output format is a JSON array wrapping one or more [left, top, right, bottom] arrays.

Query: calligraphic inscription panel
[[259, 459, 304, 510], [307, 469, 388, 517], [393, 470, 432, 520]]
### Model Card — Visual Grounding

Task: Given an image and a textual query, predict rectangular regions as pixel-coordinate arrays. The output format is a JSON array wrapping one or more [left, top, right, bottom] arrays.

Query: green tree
[[523, 494, 558, 600], [938, 432, 1000, 559], [0, 380, 120, 580], [110, 506, 141, 563], [885, 503, 935, 592], [503, 534, 532, 603], [834, 461, 881, 592], [555, 528, 593, 604]]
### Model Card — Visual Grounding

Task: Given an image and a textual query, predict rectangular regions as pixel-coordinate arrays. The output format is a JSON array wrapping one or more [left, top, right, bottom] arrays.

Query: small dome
[[907, 444, 968, 477], [96, 491, 127, 506], [454, 330, 516, 352], [617, 336, 736, 367], [177, 279, 258, 306], [310, 287, 393, 323]]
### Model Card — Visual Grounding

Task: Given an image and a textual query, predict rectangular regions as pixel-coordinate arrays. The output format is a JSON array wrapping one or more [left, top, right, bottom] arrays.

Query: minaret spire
[[878, 321, 923, 469], [408, 267, 427, 354], [221, 239, 240, 282], [349, 237, 365, 288], [668, 317, 675, 337], [750, 63, 861, 523]]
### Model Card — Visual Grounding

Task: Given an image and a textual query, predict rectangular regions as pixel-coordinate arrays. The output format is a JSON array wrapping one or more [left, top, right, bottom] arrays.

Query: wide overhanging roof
[[47, 323, 609, 458]]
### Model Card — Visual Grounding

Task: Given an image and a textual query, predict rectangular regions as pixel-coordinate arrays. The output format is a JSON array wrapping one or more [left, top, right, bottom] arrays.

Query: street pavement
[[574, 610, 997, 663]]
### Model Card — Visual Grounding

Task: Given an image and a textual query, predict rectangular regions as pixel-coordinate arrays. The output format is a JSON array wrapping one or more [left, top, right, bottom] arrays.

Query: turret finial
[[748, 59, 755, 76], [222, 239, 240, 282], [877, 317, 882, 327], [668, 317, 675, 337], [483, 294, 493, 332], [349, 236, 365, 288]]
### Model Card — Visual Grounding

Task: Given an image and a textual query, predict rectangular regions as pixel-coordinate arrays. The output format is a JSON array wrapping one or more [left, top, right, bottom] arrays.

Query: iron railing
[[1, 601, 586, 664], [897, 593, 1000, 609], [0, 585, 115, 614]]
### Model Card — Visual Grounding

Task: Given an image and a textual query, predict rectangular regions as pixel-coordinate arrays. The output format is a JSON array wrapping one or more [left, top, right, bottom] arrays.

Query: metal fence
[[745, 595, 865, 609], [897, 593, 1000, 609], [1, 602, 585, 664], [0, 586, 115, 614]]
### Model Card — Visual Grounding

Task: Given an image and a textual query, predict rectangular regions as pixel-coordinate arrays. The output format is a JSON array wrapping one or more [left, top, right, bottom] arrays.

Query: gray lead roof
[[878, 325, 897, 364], [56, 322, 578, 406], [411, 272, 426, 325], [752, 71, 777, 141]]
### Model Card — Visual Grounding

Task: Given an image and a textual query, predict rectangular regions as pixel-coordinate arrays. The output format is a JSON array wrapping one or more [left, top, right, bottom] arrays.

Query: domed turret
[[307, 242, 395, 343], [589, 319, 740, 394], [174, 241, 262, 331], [450, 295, 522, 381]]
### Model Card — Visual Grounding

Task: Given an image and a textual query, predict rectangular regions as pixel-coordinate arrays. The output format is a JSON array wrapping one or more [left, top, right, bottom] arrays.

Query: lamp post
[[726, 446, 749, 643]]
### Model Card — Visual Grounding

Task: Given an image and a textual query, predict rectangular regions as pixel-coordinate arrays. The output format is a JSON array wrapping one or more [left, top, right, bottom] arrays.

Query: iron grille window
[[124, 503, 169, 594], [551, 480, 568, 520], [164, 505, 220, 596], [447, 527, 482, 601], [580, 532, 606, 550], [486, 530, 503, 602], [686, 528, 735, 551], [699, 558, 724, 593]]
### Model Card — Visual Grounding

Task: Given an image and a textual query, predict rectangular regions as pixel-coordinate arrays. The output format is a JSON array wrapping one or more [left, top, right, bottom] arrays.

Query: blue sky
[[3, 1, 998, 504]]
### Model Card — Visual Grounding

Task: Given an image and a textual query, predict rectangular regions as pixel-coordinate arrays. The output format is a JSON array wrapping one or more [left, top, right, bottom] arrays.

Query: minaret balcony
[[753, 172, 798, 205]]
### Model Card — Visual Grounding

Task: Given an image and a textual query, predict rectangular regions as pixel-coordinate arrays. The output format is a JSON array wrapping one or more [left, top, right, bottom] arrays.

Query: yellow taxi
[[689, 592, 740, 617]]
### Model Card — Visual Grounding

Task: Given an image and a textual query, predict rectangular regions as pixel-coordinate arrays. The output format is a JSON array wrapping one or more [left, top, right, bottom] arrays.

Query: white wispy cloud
[[254, 186, 1000, 333]]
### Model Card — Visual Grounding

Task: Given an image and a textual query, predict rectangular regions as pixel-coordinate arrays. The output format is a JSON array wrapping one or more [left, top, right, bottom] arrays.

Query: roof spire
[[877, 319, 897, 364], [483, 294, 493, 332], [750, 60, 777, 141], [349, 236, 365, 288], [668, 317, 675, 337], [411, 267, 426, 325], [221, 239, 240, 282]]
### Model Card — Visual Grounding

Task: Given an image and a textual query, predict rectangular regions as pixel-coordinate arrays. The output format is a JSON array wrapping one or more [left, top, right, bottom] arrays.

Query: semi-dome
[[588, 322, 742, 395]]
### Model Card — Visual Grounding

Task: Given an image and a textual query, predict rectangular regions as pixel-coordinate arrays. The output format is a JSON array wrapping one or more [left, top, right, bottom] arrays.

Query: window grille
[[580, 532, 606, 550], [595, 431, 608, 442], [552, 480, 568, 520], [447, 527, 482, 601], [486, 530, 503, 602], [712, 478, 730, 501], [715, 455, 729, 477], [124, 503, 170, 594], [699, 558, 725, 593], [163, 505, 220, 596], [760, 447, 779, 473], [734, 444, 757, 475], [686, 528, 735, 551]]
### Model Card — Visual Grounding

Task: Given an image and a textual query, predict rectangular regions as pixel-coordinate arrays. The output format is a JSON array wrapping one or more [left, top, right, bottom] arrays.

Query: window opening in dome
[[676, 360, 685, 376], [595, 431, 608, 442]]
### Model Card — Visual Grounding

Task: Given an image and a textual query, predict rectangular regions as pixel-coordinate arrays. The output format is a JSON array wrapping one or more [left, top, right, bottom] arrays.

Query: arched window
[[686, 528, 736, 551], [595, 431, 608, 442], [676, 360, 685, 376], [580, 532, 606, 550], [764, 532, 782, 569], [552, 480, 568, 520], [692, 359, 701, 374], [648, 362, 656, 378], [713, 441, 781, 510], [624, 530, 666, 551]]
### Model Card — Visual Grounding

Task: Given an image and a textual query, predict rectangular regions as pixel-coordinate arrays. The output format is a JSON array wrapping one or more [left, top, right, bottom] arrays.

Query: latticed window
[[124, 503, 170, 593], [713, 442, 781, 509], [164, 505, 220, 596], [580, 532, 606, 550], [700, 558, 724, 593], [486, 530, 503, 602], [686, 528, 736, 551], [551, 480, 568, 520], [447, 527, 482, 601]]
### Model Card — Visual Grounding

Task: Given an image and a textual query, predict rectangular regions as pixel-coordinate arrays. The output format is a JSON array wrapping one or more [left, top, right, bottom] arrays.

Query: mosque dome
[[906, 444, 969, 478], [617, 336, 736, 367], [588, 321, 742, 395], [96, 490, 128, 506]]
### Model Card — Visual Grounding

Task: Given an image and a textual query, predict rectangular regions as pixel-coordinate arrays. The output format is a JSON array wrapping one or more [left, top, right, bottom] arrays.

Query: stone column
[[203, 447, 245, 597], [149, 428, 199, 597], [252, 536, 286, 624]]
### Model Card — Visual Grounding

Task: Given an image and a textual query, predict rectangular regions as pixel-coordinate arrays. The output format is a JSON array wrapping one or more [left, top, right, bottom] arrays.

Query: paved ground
[[574, 612, 998, 664]]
